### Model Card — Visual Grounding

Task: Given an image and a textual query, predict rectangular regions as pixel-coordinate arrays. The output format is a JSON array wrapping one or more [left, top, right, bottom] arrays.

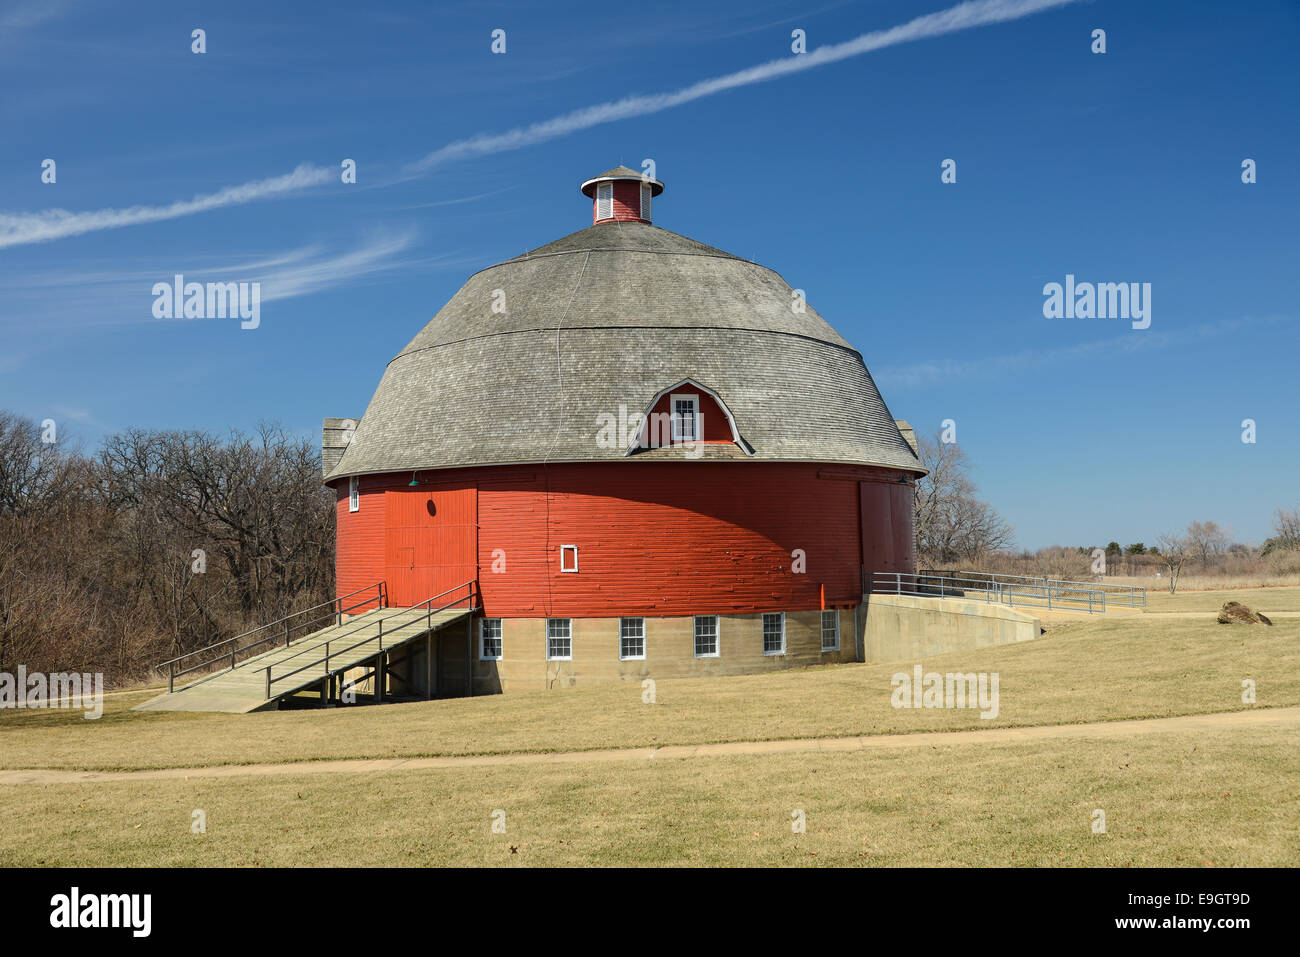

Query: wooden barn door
[[384, 484, 478, 607], [860, 481, 917, 583]]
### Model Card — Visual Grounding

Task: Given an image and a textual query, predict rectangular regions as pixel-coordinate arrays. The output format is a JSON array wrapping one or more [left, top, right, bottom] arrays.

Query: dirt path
[[2, 706, 1296, 786]]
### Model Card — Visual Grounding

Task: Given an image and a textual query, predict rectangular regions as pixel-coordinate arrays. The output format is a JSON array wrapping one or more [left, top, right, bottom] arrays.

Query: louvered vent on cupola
[[580, 164, 664, 225]]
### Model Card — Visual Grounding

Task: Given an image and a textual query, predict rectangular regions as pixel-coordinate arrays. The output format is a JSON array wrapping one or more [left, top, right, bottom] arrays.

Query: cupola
[[580, 165, 664, 225]]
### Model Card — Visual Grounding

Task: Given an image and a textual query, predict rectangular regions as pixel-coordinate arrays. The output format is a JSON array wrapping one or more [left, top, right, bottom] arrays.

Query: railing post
[[265, 667, 271, 699], [325, 641, 330, 673], [230, 641, 235, 670], [284, 619, 291, 648], [378, 619, 383, 652], [169, 662, 174, 694]]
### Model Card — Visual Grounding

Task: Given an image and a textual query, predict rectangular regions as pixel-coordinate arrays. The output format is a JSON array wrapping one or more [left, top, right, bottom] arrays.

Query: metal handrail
[[159, 582, 388, 692], [870, 571, 1119, 615], [264, 580, 477, 700], [918, 569, 1145, 607]]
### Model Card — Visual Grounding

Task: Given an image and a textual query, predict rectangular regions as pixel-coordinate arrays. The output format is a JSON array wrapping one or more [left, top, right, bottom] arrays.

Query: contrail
[[408, 0, 1080, 171], [0, 164, 332, 250], [0, 0, 1077, 249]]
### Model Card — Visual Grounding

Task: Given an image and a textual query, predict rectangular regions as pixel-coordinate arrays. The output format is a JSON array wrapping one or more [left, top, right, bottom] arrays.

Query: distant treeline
[[0, 412, 335, 685]]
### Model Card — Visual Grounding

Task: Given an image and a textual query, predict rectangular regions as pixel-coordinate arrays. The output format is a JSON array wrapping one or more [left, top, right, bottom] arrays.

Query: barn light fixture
[[408, 471, 420, 487]]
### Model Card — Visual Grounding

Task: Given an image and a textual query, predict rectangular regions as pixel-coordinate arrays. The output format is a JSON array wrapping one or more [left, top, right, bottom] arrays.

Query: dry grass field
[[1, 585, 1296, 866], [0, 728, 1294, 867]]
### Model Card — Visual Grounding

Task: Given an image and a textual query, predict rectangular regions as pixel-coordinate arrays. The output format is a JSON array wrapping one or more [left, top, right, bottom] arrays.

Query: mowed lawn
[[2, 596, 1297, 772], [1, 728, 1295, 866], [1142, 584, 1300, 614]]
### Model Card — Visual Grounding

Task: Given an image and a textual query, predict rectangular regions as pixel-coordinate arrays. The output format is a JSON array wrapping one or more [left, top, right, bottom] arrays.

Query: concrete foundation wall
[[469, 609, 856, 693], [862, 594, 1040, 663]]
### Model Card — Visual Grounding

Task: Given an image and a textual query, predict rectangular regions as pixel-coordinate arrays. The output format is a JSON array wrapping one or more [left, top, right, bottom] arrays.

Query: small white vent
[[640, 183, 651, 221], [596, 183, 612, 220]]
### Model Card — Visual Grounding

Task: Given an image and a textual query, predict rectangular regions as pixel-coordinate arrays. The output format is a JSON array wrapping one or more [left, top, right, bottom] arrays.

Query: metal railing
[[263, 579, 477, 700], [919, 569, 1146, 608], [156, 582, 388, 692], [870, 570, 1144, 615]]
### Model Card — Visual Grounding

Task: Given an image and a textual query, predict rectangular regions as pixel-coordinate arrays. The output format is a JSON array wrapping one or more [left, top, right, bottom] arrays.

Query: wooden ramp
[[136, 604, 473, 714]]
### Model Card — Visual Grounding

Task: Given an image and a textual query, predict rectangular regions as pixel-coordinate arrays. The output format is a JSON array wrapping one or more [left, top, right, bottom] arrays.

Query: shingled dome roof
[[326, 172, 923, 482]]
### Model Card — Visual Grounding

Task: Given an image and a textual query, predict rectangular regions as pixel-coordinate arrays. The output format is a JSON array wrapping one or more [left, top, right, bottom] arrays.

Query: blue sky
[[1, 0, 1296, 549]]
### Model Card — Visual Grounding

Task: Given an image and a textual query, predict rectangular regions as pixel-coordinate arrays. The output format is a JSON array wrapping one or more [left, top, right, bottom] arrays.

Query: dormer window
[[596, 183, 612, 221], [670, 393, 699, 441]]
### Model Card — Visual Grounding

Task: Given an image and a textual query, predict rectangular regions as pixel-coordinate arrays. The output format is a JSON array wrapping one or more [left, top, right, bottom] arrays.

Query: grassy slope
[[1, 729, 1295, 866], [2, 612, 1296, 771]]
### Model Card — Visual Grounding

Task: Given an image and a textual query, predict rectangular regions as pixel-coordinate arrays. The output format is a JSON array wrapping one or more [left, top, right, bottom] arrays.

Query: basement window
[[480, 619, 502, 660], [640, 183, 652, 220], [560, 544, 579, 572], [620, 617, 645, 660], [694, 616, 719, 658], [670, 393, 699, 442], [821, 610, 839, 652], [763, 613, 785, 655], [348, 477, 359, 512], [596, 183, 612, 220], [547, 618, 572, 660]]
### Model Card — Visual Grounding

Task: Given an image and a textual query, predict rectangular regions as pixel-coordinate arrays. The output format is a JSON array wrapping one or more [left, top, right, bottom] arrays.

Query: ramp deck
[[137, 595, 474, 714]]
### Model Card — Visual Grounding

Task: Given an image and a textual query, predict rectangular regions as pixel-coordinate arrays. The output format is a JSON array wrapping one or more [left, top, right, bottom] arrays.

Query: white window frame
[[693, 615, 719, 658], [640, 183, 651, 220], [546, 618, 572, 660], [560, 544, 579, 573], [348, 476, 359, 513], [596, 183, 612, 220], [619, 617, 645, 660], [821, 610, 840, 652], [480, 618, 502, 660], [669, 393, 700, 442], [762, 612, 786, 655]]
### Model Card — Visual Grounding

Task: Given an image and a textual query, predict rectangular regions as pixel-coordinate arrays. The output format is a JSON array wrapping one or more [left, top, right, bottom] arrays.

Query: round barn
[[322, 166, 924, 695]]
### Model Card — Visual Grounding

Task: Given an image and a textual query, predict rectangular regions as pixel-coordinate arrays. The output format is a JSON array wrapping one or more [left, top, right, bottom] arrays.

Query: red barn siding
[[334, 481, 387, 610], [335, 462, 915, 618]]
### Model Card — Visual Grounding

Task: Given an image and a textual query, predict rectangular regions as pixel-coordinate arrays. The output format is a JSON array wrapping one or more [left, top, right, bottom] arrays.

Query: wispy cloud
[[0, 0, 1077, 249], [0, 164, 333, 249], [0, 230, 423, 335], [873, 315, 1285, 390], [251, 230, 419, 302], [0, 0, 72, 35], [408, 0, 1079, 172]]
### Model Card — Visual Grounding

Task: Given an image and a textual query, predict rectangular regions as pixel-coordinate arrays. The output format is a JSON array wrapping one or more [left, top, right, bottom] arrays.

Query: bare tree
[[1185, 520, 1228, 567], [1154, 532, 1190, 594], [912, 432, 1014, 566], [1273, 507, 1300, 551]]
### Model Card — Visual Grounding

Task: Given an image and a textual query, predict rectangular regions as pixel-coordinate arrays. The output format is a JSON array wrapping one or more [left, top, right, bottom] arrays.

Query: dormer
[[624, 379, 753, 456]]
